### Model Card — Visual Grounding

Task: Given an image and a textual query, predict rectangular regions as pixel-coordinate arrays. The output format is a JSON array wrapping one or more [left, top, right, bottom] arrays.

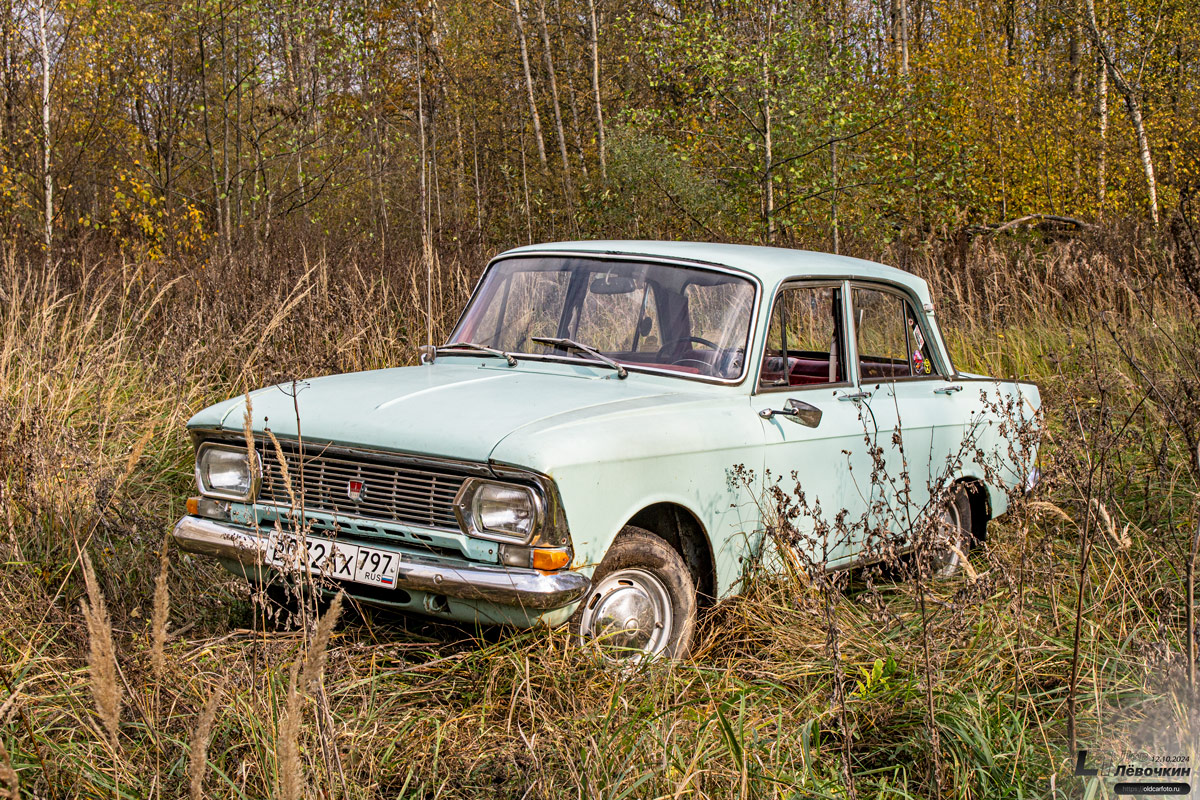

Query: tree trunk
[[1084, 0, 1158, 224], [1097, 50, 1107, 208], [453, 103, 466, 248], [512, 0, 547, 168], [1123, 92, 1158, 225], [762, 50, 774, 244], [586, 0, 606, 180], [219, 4, 232, 256], [1005, 0, 1016, 66], [198, 19, 228, 254], [519, 127, 533, 242], [1, 0, 12, 174], [417, 30, 433, 347], [536, 0, 573, 204], [38, 0, 52, 264], [556, 0, 588, 179], [1071, 0, 1083, 188], [471, 114, 484, 238]]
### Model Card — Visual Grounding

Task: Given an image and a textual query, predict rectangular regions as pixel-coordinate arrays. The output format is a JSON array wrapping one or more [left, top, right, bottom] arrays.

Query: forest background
[[2, 0, 1195, 267]]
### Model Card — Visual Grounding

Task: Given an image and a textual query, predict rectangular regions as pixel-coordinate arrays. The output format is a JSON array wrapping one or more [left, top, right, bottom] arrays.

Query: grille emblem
[[347, 480, 365, 502]]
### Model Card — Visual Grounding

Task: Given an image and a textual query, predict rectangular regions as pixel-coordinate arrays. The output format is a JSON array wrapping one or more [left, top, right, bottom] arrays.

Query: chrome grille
[[255, 440, 466, 531]]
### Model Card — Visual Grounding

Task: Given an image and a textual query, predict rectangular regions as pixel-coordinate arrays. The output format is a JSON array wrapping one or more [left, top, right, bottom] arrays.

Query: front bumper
[[172, 515, 590, 611]]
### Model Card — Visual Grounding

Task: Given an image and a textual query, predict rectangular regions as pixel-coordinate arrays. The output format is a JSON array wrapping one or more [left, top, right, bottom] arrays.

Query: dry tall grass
[[0, 229, 1196, 797]]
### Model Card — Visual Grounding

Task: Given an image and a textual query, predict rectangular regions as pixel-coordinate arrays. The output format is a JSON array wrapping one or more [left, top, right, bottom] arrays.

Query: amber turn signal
[[186, 496, 200, 515], [531, 548, 571, 571]]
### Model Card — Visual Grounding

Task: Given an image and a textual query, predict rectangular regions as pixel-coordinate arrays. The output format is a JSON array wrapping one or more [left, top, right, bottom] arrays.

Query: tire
[[928, 484, 973, 578], [254, 581, 304, 631], [571, 526, 697, 660]]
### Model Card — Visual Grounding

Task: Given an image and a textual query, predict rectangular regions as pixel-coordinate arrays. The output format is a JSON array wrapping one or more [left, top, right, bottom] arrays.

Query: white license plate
[[267, 532, 401, 589]]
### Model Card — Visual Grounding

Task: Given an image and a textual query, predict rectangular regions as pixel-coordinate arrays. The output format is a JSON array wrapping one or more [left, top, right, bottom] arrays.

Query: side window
[[758, 285, 845, 389], [852, 287, 940, 380]]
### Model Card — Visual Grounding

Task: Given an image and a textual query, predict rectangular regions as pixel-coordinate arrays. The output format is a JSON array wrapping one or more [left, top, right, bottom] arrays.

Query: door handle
[[759, 398, 822, 428], [837, 391, 871, 402], [934, 384, 964, 395]]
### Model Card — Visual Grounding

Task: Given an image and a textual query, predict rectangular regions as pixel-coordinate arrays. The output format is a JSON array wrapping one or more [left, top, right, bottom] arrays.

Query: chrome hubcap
[[931, 495, 965, 577], [579, 568, 673, 657]]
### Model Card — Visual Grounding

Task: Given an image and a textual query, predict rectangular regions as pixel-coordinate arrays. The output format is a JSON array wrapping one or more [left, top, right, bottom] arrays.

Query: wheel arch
[[951, 475, 991, 543], [626, 502, 717, 606]]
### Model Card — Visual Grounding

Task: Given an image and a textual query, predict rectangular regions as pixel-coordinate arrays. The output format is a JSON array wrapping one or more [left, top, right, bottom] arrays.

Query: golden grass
[[0, 235, 1195, 797], [80, 551, 121, 753], [187, 677, 225, 800]]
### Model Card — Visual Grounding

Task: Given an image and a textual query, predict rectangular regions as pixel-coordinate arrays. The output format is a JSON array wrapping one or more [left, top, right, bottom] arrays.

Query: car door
[[849, 283, 952, 538], [749, 280, 878, 568]]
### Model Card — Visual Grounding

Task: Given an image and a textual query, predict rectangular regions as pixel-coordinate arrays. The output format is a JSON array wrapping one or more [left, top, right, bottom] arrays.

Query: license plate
[[267, 532, 401, 589]]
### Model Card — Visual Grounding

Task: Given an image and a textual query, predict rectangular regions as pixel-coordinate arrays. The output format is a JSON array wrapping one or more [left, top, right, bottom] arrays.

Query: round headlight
[[196, 444, 256, 501], [472, 483, 535, 537]]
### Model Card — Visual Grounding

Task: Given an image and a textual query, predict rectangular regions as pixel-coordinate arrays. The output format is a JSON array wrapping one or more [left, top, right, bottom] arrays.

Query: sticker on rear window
[[911, 322, 926, 351]]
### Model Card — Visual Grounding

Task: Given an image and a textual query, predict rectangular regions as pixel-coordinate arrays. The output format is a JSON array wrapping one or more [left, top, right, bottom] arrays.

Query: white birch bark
[[1084, 0, 1158, 224], [512, 0, 547, 168], [586, 0, 605, 180], [37, 0, 51, 261]]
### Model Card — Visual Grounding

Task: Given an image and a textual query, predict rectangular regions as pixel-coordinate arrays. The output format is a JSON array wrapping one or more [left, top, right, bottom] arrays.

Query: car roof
[[499, 240, 932, 304]]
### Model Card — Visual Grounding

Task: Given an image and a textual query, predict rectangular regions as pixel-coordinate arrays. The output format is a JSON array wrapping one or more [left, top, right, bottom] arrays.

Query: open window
[[757, 283, 847, 390]]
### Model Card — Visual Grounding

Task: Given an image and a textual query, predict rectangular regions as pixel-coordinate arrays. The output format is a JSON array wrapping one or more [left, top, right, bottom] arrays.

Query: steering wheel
[[671, 357, 716, 375], [683, 335, 719, 350]]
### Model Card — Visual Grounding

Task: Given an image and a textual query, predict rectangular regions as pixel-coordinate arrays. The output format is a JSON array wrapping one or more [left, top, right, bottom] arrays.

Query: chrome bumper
[[172, 516, 590, 611]]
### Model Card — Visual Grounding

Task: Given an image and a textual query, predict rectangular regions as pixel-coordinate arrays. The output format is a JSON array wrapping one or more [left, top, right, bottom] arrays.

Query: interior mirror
[[590, 273, 637, 294]]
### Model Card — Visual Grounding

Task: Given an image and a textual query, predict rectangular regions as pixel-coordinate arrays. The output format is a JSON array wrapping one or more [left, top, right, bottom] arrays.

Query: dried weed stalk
[[149, 528, 171, 679], [80, 550, 121, 751], [188, 677, 226, 800], [0, 737, 16, 800], [302, 591, 344, 693], [276, 660, 304, 800]]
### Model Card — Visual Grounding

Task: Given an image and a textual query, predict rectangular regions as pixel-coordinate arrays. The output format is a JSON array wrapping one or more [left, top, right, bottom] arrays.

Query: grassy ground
[[0, 235, 1198, 798]]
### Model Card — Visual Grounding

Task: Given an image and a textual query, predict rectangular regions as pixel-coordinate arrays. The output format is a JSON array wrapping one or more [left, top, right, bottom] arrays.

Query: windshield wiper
[[437, 341, 518, 366], [531, 336, 628, 379]]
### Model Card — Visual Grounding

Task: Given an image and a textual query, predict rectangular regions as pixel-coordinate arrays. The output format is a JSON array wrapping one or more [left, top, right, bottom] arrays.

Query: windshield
[[450, 256, 757, 380]]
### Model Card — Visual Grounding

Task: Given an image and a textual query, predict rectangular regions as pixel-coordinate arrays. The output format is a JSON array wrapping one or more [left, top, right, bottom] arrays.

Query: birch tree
[[36, 0, 50, 262], [1083, 0, 1158, 224]]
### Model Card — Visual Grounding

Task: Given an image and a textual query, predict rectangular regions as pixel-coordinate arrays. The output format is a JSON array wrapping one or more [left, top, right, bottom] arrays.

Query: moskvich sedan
[[174, 241, 1040, 658]]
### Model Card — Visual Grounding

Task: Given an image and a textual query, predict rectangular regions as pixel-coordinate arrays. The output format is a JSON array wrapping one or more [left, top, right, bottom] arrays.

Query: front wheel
[[572, 527, 697, 660]]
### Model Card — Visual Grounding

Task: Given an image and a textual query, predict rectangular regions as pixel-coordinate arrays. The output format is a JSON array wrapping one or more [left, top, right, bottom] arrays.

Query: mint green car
[[175, 241, 1040, 657]]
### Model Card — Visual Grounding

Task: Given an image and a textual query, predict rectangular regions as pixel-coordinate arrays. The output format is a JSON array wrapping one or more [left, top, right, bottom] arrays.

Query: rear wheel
[[928, 485, 973, 578], [572, 527, 697, 660]]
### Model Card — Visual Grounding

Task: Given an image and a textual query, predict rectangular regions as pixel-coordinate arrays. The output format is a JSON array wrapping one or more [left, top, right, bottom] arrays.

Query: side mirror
[[784, 398, 822, 428], [418, 345, 437, 364], [758, 398, 822, 428]]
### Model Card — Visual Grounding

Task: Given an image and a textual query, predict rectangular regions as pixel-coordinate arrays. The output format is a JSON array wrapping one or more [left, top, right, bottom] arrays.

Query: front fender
[[492, 394, 766, 597]]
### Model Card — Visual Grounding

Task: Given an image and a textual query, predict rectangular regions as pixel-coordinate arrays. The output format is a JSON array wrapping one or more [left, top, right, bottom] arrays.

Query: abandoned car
[[174, 241, 1040, 657]]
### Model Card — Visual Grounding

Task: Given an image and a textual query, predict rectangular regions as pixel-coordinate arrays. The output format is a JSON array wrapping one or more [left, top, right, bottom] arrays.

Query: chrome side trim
[[172, 516, 590, 610]]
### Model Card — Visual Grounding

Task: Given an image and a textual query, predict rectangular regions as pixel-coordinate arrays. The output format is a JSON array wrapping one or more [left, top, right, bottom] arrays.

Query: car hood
[[187, 359, 709, 464]]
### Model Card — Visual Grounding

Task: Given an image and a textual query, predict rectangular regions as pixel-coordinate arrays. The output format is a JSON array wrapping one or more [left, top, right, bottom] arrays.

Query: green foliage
[[1, 0, 1197, 257]]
